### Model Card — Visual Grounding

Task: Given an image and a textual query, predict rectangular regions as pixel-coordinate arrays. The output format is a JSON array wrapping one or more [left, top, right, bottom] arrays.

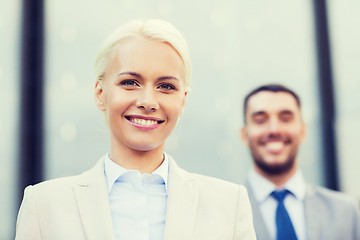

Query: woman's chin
[[129, 143, 163, 152]]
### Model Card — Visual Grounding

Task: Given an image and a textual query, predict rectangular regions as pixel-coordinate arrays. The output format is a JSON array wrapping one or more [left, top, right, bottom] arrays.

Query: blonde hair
[[95, 19, 192, 91]]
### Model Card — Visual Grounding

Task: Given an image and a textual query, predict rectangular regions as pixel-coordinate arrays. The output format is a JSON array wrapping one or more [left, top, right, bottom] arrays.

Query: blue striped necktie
[[272, 190, 298, 240]]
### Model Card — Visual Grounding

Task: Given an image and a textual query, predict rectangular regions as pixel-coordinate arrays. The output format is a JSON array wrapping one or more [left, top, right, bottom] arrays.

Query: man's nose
[[136, 88, 159, 112], [268, 118, 281, 133]]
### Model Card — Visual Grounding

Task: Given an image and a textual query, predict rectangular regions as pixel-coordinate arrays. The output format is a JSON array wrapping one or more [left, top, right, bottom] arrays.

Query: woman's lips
[[125, 115, 164, 130]]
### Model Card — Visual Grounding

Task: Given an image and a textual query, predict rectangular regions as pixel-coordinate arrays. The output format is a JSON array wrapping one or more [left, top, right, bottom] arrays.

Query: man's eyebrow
[[118, 71, 142, 78], [279, 110, 294, 115]]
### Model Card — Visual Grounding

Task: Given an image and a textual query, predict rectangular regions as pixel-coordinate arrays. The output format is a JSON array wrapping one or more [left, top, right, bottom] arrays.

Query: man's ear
[[94, 80, 106, 111], [241, 126, 250, 146], [300, 121, 307, 143]]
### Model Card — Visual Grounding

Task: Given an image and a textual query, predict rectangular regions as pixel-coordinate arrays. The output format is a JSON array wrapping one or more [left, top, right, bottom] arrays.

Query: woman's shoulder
[[23, 175, 81, 198], [190, 172, 246, 193], [168, 154, 245, 193], [25, 156, 105, 193]]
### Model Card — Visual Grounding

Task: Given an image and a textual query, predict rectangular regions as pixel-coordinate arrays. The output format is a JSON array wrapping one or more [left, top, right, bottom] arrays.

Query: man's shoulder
[[305, 184, 360, 239], [306, 184, 358, 208]]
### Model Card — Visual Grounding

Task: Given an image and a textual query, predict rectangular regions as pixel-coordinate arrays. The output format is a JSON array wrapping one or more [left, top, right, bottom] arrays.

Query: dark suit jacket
[[246, 182, 360, 240]]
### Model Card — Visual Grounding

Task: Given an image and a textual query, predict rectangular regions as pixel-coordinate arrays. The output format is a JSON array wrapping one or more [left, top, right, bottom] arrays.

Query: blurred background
[[1, 0, 359, 238]]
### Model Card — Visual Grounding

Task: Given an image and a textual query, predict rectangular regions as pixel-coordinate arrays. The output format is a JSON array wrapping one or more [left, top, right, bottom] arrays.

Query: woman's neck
[[109, 142, 165, 174]]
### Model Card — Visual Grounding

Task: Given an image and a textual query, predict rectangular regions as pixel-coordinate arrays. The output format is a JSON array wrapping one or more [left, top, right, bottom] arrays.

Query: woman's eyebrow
[[118, 71, 142, 78], [117, 72, 179, 82], [157, 76, 179, 81]]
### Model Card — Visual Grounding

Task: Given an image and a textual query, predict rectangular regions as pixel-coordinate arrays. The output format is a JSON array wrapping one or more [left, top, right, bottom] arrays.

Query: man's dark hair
[[243, 84, 301, 123]]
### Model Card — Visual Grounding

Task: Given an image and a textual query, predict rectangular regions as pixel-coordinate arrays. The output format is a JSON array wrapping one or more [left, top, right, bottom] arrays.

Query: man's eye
[[280, 115, 293, 122], [253, 117, 266, 124], [158, 83, 176, 90], [120, 79, 138, 86]]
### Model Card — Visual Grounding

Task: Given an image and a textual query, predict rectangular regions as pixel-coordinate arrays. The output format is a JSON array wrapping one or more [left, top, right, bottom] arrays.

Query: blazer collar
[[73, 157, 116, 240], [163, 155, 199, 240], [72, 155, 200, 240]]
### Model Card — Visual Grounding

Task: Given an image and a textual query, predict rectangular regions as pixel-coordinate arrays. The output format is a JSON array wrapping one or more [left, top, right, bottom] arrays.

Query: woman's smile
[[125, 115, 165, 130]]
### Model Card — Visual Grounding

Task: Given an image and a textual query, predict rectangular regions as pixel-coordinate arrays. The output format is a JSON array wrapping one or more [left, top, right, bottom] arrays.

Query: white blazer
[[16, 156, 256, 240]]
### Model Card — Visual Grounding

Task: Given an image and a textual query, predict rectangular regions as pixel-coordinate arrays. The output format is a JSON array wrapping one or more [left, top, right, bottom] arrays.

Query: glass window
[[328, 0, 360, 198], [44, 0, 323, 187], [0, 0, 20, 238]]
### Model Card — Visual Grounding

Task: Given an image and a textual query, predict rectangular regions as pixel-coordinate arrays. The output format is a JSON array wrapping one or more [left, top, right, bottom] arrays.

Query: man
[[241, 84, 360, 240]]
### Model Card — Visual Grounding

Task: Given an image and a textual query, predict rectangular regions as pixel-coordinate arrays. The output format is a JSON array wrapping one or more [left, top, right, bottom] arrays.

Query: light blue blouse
[[104, 153, 168, 240]]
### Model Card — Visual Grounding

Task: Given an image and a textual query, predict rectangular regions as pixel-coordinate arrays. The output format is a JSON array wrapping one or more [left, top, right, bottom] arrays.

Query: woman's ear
[[94, 80, 106, 111], [179, 91, 188, 115]]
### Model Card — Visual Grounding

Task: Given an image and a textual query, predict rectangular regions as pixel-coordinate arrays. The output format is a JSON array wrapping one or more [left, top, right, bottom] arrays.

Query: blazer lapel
[[245, 182, 271, 240], [163, 156, 199, 240], [304, 185, 326, 240], [73, 157, 115, 240]]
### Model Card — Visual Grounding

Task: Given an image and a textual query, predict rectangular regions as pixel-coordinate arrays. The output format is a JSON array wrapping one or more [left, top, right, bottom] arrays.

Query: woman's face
[[95, 35, 187, 152]]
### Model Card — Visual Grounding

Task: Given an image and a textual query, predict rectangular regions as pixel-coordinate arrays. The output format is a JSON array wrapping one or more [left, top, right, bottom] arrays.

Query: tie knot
[[272, 189, 290, 202]]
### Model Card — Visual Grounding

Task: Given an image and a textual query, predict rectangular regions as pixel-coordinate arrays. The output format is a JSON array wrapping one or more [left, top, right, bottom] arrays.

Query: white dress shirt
[[248, 169, 307, 240], [104, 153, 169, 240]]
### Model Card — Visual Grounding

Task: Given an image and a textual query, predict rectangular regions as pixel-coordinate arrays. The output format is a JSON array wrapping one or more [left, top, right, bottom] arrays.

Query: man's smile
[[264, 141, 285, 153]]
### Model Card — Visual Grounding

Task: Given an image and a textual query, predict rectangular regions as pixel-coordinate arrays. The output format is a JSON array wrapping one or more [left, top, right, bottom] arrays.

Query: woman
[[16, 19, 256, 240]]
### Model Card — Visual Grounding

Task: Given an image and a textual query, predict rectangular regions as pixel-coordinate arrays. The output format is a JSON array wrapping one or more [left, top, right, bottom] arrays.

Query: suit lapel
[[245, 182, 271, 240], [73, 157, 115, 240], [304, 185, 326, 240], [163, 156, 199, 240]]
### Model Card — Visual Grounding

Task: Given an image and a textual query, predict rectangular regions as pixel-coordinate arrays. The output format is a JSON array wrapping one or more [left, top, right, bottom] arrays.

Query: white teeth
[[266, 142, 284, 151], [131, 118, 158, 126], [146, 120, 156, 126]]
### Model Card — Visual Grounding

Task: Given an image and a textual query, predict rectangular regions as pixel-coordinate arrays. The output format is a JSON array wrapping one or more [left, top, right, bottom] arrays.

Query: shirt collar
[[248, 168, 306, 203], [104, 153, 169, 193], [283, 169, 306, 200]]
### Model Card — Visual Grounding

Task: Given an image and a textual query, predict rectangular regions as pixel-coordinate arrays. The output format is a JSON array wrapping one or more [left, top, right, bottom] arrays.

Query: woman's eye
[[158, 83, 176, 90], [120, 79, 138, 86]]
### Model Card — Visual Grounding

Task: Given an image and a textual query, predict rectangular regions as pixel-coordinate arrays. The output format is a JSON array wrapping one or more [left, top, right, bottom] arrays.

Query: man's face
[[241, 91, 306, 176]]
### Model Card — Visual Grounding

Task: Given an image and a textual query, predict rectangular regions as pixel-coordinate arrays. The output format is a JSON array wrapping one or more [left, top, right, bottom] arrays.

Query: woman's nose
[[136, 88, 159, 112]]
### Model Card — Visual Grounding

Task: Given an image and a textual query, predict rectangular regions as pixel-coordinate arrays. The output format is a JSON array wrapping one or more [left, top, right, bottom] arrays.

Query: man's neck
[[255, 164, 298, 188]]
